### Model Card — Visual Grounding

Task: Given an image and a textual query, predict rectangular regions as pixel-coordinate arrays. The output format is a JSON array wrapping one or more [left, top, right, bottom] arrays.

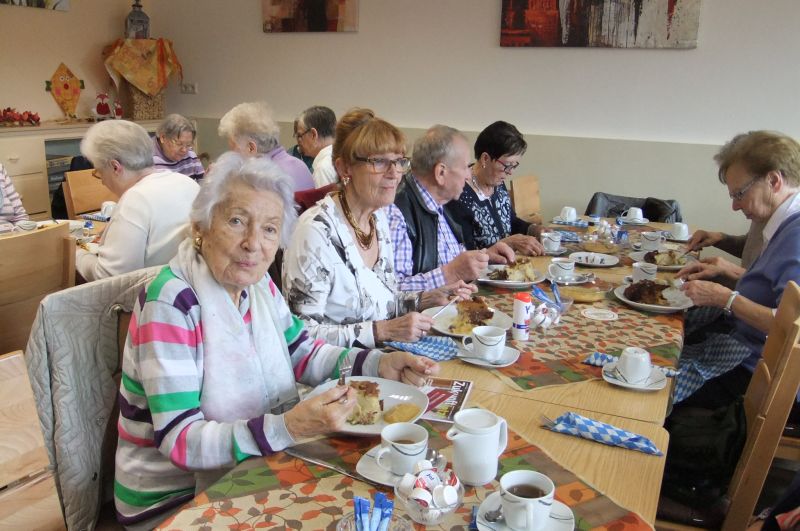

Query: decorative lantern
[[125, 0, 150, 39]]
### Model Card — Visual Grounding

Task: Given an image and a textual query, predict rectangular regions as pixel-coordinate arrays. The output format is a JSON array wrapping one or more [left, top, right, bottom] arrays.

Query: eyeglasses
[[494, 158, 520, 175], [293, 129, 311, 141], [168, 138, 194, 151], [91, 169, 102, 180], [729, 176, 761, 201], [354, 156, 411, 174]]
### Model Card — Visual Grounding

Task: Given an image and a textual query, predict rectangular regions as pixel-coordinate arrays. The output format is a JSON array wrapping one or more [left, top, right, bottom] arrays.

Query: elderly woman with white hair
[[114, 152, 437, 529], [77, 120, 199, 282], [153, 113, 205, 181], [218, 101, 315, 191]]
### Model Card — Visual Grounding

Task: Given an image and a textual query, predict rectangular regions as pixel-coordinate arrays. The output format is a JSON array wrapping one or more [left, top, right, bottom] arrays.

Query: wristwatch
[[723, 290, 739, 316]]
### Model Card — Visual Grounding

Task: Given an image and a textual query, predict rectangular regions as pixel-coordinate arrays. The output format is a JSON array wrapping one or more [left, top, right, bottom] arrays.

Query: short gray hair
[[191, 151, 297, 248], [157, 113, 196, 139], [80, 120, 153, 171], [411, 125, 466, 177], [218, 102, 280, 154]]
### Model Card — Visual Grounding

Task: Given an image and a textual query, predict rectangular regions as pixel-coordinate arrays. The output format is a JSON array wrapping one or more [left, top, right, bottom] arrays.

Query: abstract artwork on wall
[[262, 0, 358, 33], [501, 0, 701, 49], [0, 0, 69, 10]]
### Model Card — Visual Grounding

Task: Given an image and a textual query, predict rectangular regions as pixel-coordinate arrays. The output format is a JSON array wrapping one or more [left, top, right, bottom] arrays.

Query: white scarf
[[170, 239, 299, 422]]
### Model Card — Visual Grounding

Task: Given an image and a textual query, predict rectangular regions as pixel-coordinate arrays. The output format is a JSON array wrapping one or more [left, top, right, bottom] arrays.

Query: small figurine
[[94, 92, 112, 120], [113, 100, 123, 119], [45, 63, 84, 119]]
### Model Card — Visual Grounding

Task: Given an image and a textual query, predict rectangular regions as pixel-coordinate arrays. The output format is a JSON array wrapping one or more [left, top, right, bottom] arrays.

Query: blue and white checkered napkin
[[552, 218, 589, 228], [544, 411, 663, 455], [553, 230, 581, 243], [385, 336, 459, 361], [583, 351, 679, 377], [81, 213, 111, 222]]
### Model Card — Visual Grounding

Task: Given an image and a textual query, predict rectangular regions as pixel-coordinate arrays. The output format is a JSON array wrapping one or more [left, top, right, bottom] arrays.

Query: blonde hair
[[715, 130, 800, 186]]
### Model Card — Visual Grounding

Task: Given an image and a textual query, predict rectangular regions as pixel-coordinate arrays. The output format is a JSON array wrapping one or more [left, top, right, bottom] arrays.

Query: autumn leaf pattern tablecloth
[[156, 420, 652, 531]]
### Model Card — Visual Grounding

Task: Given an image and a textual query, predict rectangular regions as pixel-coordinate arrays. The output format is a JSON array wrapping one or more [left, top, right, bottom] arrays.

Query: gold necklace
[[338, 191, 376, 250]]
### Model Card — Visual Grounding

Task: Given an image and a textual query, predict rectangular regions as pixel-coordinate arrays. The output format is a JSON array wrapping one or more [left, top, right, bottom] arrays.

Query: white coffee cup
[[462, 325, 505, 362], [616, 346, 652, 385], [100, 200, 116, 218], [548, 258, 575, 280], [541, 232, 562, 252], [446, 408, 508, 486], [559, 206, 577, 222], [671, 222, 690, 240], [375, 422, 428, 476], [632, 261, 657, 282], [499, 470, 555, 531], [640, 231, 666, 251], [622, 207, 644, 222]]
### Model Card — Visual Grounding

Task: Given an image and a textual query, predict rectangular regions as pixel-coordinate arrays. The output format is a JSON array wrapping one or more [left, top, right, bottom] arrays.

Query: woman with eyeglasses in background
[[282, 109, 474, 348], [153, 114, 205, 181], [450, 121, 544, 256]]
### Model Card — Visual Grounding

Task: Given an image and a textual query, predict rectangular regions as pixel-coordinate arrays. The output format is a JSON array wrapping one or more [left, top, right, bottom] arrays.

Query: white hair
[[191, 151, 297, 248], [217, 102, 280, 154], [80, 120, 153, 171]]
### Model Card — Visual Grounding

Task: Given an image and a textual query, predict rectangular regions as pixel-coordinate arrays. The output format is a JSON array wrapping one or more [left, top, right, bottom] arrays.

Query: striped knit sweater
[[115, 266, 381, 526], [152, 137, 205, 181], [0, 163, 28, 226]]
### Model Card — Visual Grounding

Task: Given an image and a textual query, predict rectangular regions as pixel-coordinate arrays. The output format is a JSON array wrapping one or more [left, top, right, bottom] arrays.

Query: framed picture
[[0, 0, 69, 10], [501, 0, 701, 49], [262, 0, 358, 33]]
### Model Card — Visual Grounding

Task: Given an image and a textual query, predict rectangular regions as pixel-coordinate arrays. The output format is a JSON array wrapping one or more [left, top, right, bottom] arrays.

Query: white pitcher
[[446, 408, 508, 485]]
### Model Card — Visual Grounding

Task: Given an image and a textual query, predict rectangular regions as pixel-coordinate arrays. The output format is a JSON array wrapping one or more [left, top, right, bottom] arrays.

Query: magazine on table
[[421, 377, 472, 423]]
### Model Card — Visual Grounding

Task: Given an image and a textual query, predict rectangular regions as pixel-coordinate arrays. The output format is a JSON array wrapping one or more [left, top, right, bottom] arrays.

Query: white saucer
[[552, 216, 579, 223], [601, 362, 667, 391], [457, 346, 520, 368], [619, 217, 649, 225], [544, 247, 568, 256], [581, 308, 618, 321], [476, 492, 575, 531], [546, 273, 592, 285], [355, 445, 446, 487], [665, 232, 692, 243]]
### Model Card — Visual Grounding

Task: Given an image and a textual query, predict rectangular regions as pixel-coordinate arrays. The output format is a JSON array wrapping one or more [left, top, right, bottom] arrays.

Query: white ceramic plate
[[602, 362, 667, 391], [629, 250, 696, 271], [305, 377, 428, 436], [422, 305, 513, 339], [456, 346, 520, 368], [78, 242, 100, 254], [356, 445, 446, 487], [569, 252, 620, 268], [476, 491, 574, 531], [613, 285, 693, 314], [478, 265, 546, 289]]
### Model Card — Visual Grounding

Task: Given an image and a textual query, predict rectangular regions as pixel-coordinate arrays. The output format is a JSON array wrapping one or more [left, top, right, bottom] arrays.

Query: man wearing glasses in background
[[153, 114, 205, 182], [294, 106, 338, 188], [386, 125, 515, 291]]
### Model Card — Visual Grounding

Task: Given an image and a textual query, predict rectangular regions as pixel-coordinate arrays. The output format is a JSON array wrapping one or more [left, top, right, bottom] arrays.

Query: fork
[[337, 360, 352, 387]]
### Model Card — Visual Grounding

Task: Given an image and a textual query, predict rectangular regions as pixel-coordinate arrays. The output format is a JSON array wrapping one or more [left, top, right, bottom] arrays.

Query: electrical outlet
[[180, 82, 198, 95]]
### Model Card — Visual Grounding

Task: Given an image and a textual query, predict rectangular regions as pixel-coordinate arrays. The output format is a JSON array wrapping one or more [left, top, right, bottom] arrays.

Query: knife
[[284, 447, 383, 488]]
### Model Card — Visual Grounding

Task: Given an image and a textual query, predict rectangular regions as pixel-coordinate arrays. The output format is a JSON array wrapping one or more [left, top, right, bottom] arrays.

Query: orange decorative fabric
[[104, 38, 183, 96]]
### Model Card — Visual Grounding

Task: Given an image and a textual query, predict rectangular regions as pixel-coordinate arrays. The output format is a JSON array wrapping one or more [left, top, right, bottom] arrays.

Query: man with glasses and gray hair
[[153, 114, 205, 181], [294, 105, 337, 188], [386, 125, 515, 291]]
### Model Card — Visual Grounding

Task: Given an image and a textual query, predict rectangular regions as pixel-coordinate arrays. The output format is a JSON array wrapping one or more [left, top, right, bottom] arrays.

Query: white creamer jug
[[446, 408, 508, 485]]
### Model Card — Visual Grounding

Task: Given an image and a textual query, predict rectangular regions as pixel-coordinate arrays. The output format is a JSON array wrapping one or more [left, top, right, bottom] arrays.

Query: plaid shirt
[[385, 176, 464, 291]]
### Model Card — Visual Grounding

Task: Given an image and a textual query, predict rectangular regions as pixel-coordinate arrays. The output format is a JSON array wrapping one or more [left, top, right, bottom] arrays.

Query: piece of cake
[[624, 279, 669, 305], [347, 380, 381, 425], [448, 296, 493, 335]]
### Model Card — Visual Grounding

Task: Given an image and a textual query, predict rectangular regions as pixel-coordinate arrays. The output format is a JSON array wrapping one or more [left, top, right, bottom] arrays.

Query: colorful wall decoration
[[262, 0, 358, 33], [501, 0, 701, 49], [0, 0, 69, 11]]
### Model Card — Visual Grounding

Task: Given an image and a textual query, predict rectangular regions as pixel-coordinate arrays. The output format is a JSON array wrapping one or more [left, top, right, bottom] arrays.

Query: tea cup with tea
[[548, 258, 576, 280], [499, 470, 555, 531], [375, 422, 428, 476]]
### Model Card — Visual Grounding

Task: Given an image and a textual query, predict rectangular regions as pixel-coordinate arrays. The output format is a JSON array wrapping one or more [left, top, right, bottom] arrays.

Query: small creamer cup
[[375, 423, 428, 476], [623, 207, 644, 221], [559, 206, 577, 222], [632, 262, 657, 282], [462, 325, 505, 361], [640, 231, 665, 251], [616, 347, 651, 384], [548, 258, 575, 280], [499, 470, 555, 531], [672, 222, 690, 240], [541, 232, 561, 252]]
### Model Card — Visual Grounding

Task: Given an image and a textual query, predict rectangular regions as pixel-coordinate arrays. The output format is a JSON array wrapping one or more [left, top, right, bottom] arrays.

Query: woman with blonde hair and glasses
[[283, 109, 474, 348]]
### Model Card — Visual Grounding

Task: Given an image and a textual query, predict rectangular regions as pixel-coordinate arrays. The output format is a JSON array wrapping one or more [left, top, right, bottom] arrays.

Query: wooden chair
[[62, 169, 118, 219], [657, 281, 800, 531], [0, 223, 75, 354], [509, 174, 542, 224], [0, 350, 65, 530]]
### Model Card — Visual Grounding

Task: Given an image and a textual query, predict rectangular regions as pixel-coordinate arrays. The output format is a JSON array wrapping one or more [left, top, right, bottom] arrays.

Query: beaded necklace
[[338, 191, 376, 250]]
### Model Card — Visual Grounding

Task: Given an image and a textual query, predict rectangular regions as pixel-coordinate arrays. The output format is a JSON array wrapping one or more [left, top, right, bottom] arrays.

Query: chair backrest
[[0, 223, 75, 354], [294, 182, 338, 214], [63, 169, 118, 219], [722, 281, 800, 530], [0, 350, 65, 530], [509, 174, 541, 223], [584, 192, 683, 223]]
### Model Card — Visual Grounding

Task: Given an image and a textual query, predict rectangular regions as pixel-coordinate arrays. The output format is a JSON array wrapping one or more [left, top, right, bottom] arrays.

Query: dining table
[[155, 217, 694, 531]]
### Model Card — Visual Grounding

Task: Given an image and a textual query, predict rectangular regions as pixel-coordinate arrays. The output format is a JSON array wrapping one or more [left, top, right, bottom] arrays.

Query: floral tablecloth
[[156, 420, 652, 531]]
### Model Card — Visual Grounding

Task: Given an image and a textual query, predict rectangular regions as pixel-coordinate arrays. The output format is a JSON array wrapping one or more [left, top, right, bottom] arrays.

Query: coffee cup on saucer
[[615, 347, 652, 385], [632, 261, 657, 282], [559, 206, 577, 222], [671, 222, 690, 240], [499, 470, 555, 531], [622, 207, 644, 222], [462, 325, 505, 362], [375, 422, 428, 476], [548, 257, 576, 280], [541, 232, 562, 252], [640, 231, 665, 251]]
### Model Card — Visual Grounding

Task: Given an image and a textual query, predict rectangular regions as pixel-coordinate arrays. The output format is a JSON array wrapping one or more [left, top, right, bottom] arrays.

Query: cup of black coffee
[[499, 470, 555, 531]]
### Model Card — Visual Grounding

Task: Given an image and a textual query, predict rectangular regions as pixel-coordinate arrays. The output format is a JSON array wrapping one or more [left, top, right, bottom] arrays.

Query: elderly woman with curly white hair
[[78, 120, 200, 282], [113, 152, 437, 530], [218, 101, 314, 191]]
